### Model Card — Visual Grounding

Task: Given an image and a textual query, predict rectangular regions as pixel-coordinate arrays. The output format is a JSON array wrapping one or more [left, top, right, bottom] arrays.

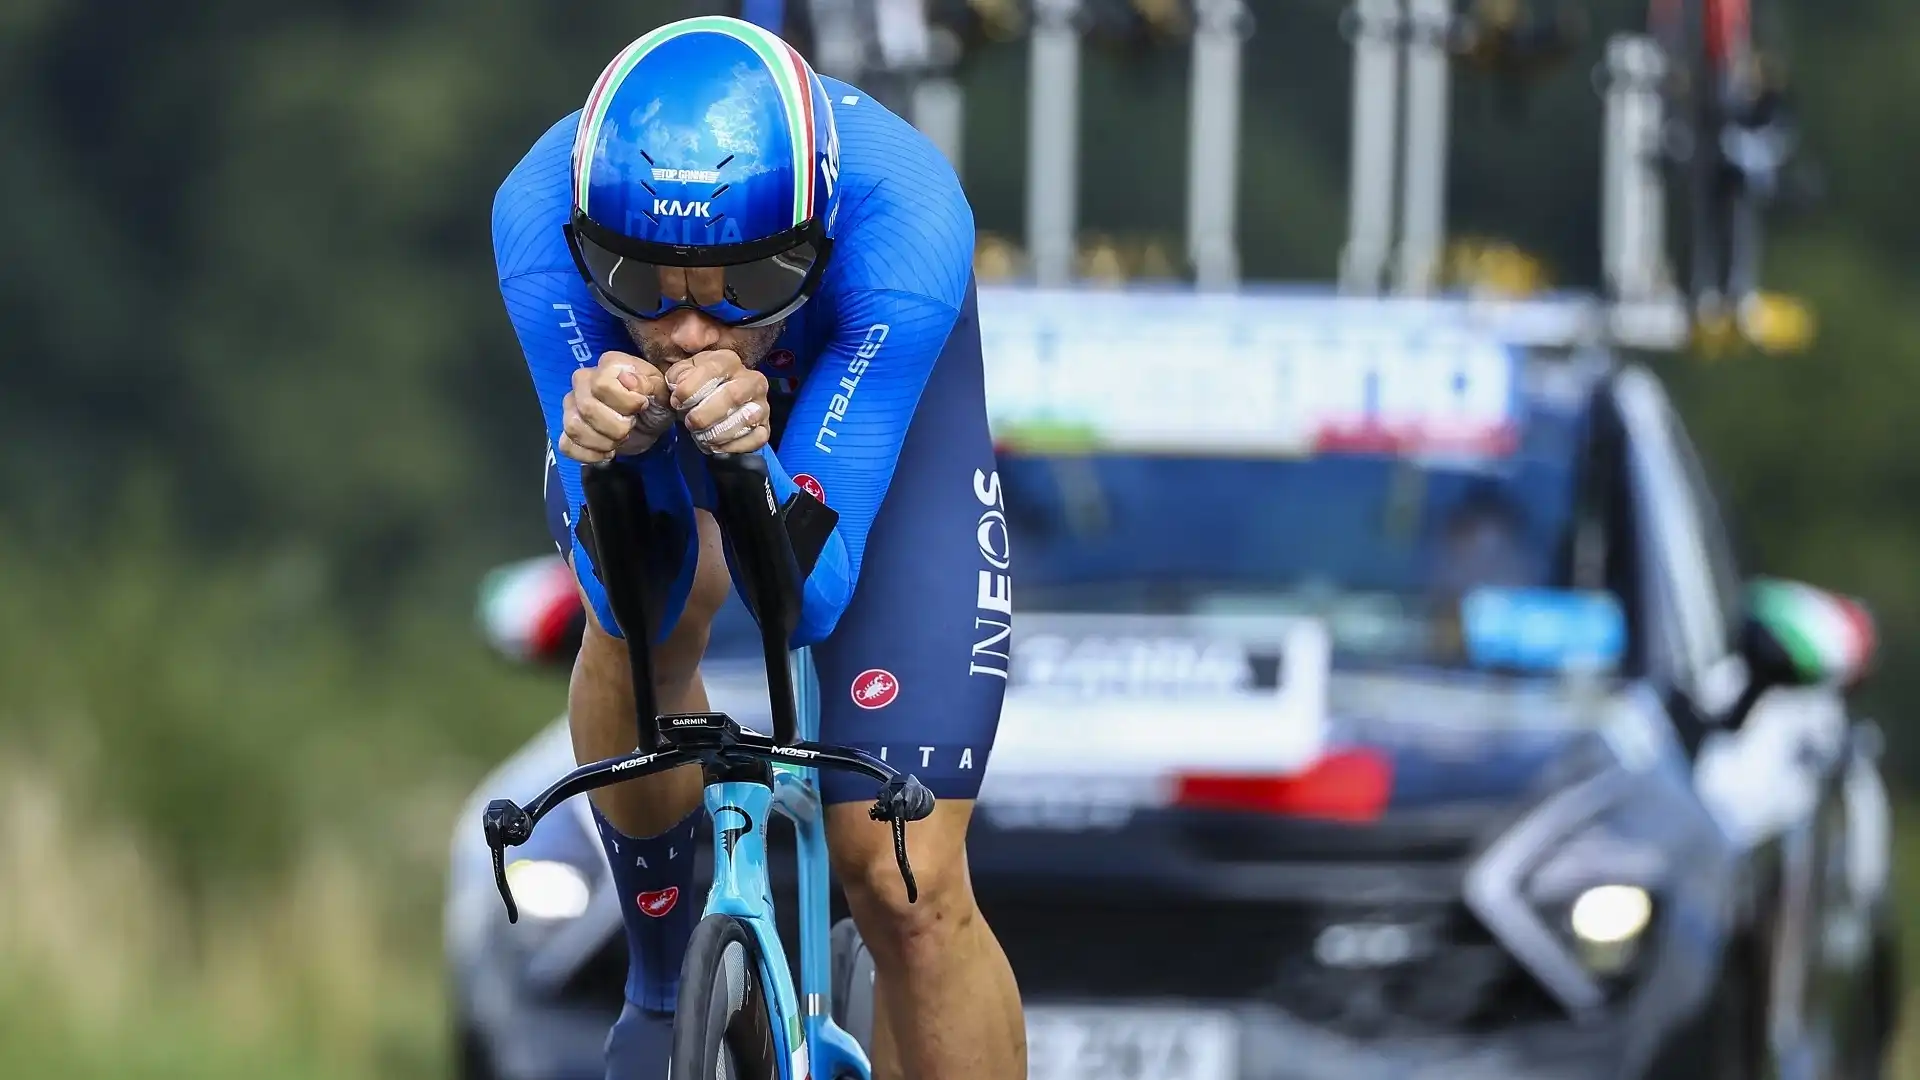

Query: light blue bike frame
[[700, 646, 871, 1080]]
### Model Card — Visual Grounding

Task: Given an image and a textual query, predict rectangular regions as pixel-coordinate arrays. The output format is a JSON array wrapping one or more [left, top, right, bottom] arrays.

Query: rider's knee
[[828, 803, 978, 963], [576, 564, 722, 691]]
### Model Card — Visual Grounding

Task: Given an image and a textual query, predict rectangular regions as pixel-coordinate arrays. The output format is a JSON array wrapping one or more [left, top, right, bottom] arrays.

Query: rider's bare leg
[[828, 798, 1026, 1080], [569, 508, 730, 833], [571, 507, 731, 1027]]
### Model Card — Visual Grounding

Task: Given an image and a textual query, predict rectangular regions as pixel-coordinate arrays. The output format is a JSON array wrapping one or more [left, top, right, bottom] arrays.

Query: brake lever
[[869, 775, 936, 904], [482, 798, 535, 924], [891, 818, 918, 905]]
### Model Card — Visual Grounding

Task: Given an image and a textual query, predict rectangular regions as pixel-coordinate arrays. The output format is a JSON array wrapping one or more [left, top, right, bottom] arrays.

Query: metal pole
[[1027, 0, 1082, 286], [1395, 0, 1451, 295], [1187, 0, 1248, 289], [1601, 37, 1632, 299], [1340, 0, 1404, 294], [1602, 34, 1669, 303], [804, 0, 870, 83], [871, 0, 931, 70], [913, 78, 966, 179], [868, 0, 965, 177]]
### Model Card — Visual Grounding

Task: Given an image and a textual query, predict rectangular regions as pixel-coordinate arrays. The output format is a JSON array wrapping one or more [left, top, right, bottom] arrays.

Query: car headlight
[[1466, 769, 1679, 1016], [504, 859, 592, 921], [1567, 884, 1654, 975], [1525, 820, 1665, 978], [1570, 884, 1652, 944]]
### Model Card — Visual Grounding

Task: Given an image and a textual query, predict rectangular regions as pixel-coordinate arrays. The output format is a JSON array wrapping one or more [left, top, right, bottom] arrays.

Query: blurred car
[[445, 287, 1901, 1080]]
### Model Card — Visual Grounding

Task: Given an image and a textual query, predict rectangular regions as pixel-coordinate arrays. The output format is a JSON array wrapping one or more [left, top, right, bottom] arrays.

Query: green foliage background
[[2, 0, 1917, 1075]]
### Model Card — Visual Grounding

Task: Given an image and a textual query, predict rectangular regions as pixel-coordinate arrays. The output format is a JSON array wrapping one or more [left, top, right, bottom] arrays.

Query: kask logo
[[652, 199, 711, 218], [851, 669, 900, 709]]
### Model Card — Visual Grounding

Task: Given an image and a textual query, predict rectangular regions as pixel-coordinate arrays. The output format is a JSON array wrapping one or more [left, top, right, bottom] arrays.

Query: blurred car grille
[[528, 830, 1565, 1040], [977, 891, 1564, 1037], [1176, 814, 1483, 865]]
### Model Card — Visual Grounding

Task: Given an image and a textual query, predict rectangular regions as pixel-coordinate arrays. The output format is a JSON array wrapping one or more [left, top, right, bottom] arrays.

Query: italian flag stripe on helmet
[[572, 16, 820, 228]]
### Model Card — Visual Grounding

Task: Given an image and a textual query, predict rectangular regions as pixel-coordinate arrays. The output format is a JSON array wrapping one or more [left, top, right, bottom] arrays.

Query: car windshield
[[1002, 399, 1607, 674]]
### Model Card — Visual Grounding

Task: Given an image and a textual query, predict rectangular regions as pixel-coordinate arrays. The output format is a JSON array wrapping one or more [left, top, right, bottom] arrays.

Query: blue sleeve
[[491, 116, 701, 643], [749, 87, 976, 647], [766, 289, 961, 645]]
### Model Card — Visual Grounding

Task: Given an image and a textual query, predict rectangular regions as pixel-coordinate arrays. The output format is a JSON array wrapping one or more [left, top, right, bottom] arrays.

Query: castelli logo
[[850, 668, 900, 709], [794, 473, 826, 504], [767, 349, 796, 369], [636, 887, 679, 918]]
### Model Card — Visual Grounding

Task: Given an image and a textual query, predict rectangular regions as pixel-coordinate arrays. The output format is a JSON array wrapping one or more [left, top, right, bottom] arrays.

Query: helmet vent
[[715, 154, 735, 170], [709, 184, 731, 200]]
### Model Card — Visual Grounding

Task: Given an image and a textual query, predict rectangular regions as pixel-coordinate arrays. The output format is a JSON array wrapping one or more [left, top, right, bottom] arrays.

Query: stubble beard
[[625, 319, 785, 371]]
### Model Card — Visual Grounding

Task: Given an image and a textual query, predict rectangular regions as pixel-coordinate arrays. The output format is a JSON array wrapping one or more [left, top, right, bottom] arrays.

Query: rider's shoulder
[[822, 80, 974, 311], [491, 111, 582, 281]]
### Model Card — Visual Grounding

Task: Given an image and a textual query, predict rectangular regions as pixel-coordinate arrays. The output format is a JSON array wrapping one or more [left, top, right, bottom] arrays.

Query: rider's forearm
[[748, 291, 968, 646], [753, 446, 854, 646]]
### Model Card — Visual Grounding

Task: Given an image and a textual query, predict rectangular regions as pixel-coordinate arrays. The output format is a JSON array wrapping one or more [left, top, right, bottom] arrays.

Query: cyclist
[[490, 16, 1024, 1080]]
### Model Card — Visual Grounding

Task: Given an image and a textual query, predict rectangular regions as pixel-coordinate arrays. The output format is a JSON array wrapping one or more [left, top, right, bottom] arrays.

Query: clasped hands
[[558, 348, 771, 464]]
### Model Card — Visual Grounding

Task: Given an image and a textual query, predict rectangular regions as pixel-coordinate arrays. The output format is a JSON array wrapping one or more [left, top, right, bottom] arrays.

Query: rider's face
[[623, 266, 784, 367]]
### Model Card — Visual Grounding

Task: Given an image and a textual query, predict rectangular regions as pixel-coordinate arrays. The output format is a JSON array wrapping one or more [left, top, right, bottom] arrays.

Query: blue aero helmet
[[565, 16, 844, 328]]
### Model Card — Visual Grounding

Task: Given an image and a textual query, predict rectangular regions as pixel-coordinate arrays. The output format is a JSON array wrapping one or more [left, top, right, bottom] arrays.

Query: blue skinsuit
[[492, 79, 1009, 804], [493, 76, 975, 649], [490, 76, 1010, 1075]]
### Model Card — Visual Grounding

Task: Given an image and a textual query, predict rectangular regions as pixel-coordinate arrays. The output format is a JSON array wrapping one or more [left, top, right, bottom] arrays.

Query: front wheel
[[672, 914, 782, 1080]]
